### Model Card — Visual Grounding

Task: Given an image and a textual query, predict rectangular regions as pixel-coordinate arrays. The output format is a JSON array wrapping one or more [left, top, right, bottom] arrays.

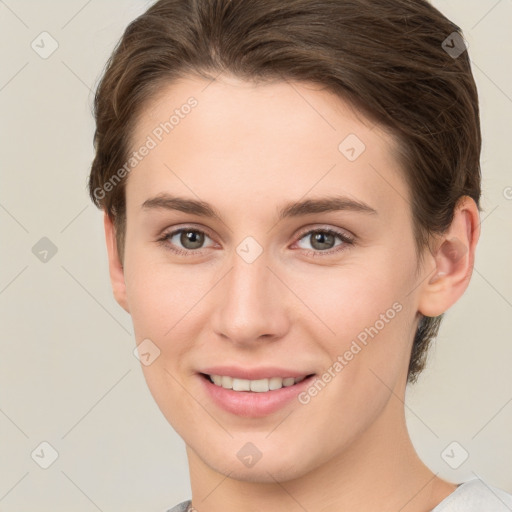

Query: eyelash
[[156, 226, 355, 257], [296, 228, 354, 257]]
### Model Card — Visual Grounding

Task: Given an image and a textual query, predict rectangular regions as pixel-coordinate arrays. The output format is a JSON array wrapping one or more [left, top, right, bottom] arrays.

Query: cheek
[[289, 269, 414, 456], [287, 251, 416, 392], [123, 249, 207, 433], [291, 259, 411, 346], [123, 243, 207, 344]]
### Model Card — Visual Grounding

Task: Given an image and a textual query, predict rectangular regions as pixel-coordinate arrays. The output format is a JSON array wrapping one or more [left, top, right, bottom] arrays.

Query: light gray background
[[1, 1, 511, 511]]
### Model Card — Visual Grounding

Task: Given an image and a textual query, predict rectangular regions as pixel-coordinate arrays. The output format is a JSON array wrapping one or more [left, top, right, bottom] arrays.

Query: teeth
[[269, 377, 283, 390], [221, 375, 232, 388], [209, 374, 307, 392], [211, 375, 223, 386], [250, 379, 269, 392], [232, 378, 251, 391]]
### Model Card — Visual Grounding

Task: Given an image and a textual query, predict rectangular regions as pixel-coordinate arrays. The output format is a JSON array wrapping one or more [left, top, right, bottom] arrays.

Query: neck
[[186, 391, 456, 512]]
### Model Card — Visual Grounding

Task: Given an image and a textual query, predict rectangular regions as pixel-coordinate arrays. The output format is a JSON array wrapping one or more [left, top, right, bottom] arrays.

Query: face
[[119, 75, 427, 482]]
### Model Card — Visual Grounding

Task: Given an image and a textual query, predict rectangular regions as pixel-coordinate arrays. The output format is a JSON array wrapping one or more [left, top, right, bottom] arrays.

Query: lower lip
[[199, 374, 315, 418]]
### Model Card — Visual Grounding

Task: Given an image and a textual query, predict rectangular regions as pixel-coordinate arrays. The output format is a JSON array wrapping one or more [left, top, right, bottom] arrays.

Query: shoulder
[[165, 500, 192, 512], [432, 478, 512, 511]]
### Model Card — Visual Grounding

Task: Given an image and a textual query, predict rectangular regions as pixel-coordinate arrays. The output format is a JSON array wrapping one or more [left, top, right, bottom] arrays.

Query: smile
[[199, 370, 316, 417], [207, 374, 307, 392]]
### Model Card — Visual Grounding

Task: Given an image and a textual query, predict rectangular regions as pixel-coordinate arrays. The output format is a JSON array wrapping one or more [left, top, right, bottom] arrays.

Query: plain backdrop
[[1, 1, 511, 511]]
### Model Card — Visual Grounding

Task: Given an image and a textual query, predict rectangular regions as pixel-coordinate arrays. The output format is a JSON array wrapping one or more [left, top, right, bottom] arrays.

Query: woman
[[88, 0, 512, 510]]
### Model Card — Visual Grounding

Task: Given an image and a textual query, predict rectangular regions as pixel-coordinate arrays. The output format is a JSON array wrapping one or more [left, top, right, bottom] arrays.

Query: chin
[[209, 458, 309, 484], [193, 438, 323, 484]]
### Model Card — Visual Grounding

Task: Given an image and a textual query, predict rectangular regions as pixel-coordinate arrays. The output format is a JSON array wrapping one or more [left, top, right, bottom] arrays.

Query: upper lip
[[199, 366, 314, 380]]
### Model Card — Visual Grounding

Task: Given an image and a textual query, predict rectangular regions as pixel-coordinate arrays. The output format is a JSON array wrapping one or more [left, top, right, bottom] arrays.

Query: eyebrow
[[141, 193, 377, 221]]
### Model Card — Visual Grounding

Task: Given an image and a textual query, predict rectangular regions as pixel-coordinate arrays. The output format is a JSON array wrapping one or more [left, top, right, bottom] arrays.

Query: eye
[[158, 227, 216, 254], [295, 228, 354, 254], [157, 226, 353, 256]]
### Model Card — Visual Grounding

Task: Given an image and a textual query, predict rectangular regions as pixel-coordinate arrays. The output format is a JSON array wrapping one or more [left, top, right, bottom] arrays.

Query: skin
[[104, 75, 480, 512]]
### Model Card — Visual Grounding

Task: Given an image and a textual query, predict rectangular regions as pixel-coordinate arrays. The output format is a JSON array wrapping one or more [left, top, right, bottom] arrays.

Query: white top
[[431, 478, 512, 511], [167, 478, 512, 512]]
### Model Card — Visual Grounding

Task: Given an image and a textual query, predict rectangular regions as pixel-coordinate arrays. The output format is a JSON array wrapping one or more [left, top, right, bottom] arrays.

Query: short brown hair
[[88, 0, 481, 383]]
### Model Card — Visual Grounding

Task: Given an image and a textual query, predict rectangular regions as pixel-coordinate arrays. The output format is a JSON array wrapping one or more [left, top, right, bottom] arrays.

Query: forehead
[[126, 75, 410, 223]]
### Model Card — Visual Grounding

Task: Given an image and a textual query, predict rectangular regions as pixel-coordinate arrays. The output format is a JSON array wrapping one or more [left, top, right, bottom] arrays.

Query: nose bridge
[[211, 249, 288, 344], [231, 254, 271, 307]]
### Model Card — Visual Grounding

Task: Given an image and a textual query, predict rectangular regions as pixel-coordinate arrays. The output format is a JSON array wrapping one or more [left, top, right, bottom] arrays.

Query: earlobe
[[103, 212, 130, 313], [418, 196, 480, 317]]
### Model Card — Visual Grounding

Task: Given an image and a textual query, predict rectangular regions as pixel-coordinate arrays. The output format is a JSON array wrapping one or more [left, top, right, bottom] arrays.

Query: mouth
[[201, 373, 311, 392], [198, 370, 316, 417]]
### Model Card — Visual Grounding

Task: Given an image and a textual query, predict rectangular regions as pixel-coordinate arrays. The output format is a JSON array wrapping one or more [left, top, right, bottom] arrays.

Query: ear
[[103, 212, 130, 313], [417, 196, 480, 317]]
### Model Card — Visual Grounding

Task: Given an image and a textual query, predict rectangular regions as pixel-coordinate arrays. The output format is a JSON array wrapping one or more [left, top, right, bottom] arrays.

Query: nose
[[210, 253, 290, 346]]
